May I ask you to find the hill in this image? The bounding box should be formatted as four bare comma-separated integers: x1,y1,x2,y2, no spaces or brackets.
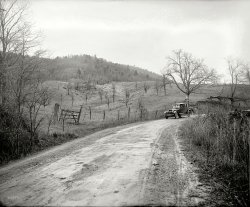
40,55,161,83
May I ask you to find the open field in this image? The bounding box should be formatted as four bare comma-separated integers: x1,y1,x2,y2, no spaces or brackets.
41,80,223,136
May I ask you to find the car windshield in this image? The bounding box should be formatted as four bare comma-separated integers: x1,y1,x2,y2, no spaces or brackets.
174,104,185,108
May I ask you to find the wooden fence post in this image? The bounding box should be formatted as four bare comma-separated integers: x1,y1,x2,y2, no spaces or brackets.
89,106,92,120
103,110,105,120
60,94,63,106
53,103,60,123
118,110,120,121
77,106,83,124
233,119,236,164
155,110,158,119
62,119,65,132
71,93,74,106
128,107,130,119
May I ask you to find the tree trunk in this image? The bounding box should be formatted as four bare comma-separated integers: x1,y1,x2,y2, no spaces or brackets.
0,63,7,105
162,75,167,96
187,94,190,117
89,106,91,120
128,107,130,119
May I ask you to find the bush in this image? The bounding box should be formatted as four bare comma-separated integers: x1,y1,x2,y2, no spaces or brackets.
0,106,32,164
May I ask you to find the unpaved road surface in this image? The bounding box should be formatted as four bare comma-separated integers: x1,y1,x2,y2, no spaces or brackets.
0,119,208,206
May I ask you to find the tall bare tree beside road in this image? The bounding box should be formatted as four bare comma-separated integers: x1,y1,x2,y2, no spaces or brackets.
0,0,29,105
0,0,48,155
164,49,216,114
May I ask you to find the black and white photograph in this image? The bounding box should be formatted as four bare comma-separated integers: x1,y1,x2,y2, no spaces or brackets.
0,0,249,206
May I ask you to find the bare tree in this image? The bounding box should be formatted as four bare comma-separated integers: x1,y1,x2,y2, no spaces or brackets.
67,83,71,95
0,0,29,105
125,89,130,107
0,0,48,156
8,23,43,114
85,92,88,103
162,74,167,96
70,92,74,106
25,85,48,148
105,92,110,109
240,64,250,84
112,82,116,102
154,81,160,95
160,73,171,96
12,51,47,148
98,89,104,103
86,78,92,91
77,68,82,79
143,82,150,93
40,86,51,108
226,58,246,106
137,97,147,120
46,114,53,135
164,49,216,114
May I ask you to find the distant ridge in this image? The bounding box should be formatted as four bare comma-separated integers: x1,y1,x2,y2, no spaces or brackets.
41,54,161,83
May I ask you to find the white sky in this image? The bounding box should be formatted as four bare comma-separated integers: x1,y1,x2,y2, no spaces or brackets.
29,0,250,81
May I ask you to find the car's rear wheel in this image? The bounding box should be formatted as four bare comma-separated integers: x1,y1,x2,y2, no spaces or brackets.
189,109,194,115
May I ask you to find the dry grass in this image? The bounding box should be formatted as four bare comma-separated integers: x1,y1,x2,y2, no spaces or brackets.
179,106,249,206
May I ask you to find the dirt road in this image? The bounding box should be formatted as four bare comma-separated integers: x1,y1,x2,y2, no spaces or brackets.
0,119,208,206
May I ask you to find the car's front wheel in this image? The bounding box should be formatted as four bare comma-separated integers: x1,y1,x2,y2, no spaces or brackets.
174,112,179,119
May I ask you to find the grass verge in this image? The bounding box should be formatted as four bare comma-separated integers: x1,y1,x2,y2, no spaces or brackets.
0,108,165,166
179,108,249,206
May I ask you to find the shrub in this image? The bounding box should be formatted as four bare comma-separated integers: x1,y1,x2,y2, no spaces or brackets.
0,106,32,164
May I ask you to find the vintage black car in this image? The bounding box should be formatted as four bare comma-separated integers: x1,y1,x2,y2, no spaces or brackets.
164,103,194,119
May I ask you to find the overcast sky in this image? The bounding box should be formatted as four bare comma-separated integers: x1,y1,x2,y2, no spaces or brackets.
29,0,250,81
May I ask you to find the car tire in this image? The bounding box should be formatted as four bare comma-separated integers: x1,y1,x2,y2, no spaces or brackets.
165,116,168,119
189,109,194,115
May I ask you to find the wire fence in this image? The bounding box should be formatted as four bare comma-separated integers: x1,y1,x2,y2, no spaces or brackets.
55,105,166,131
79,107,165,122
